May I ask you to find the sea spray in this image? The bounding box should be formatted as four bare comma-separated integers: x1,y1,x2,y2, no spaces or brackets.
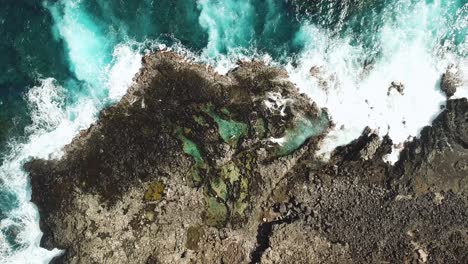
287,0,467,162
0,49,142,264
0,79,81,264
196,0,301,58
197,0,255,57
0,1,143,261
47,1,114,98
106,44,144,100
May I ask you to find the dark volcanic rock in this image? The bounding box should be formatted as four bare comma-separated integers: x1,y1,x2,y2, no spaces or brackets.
26,52,468,263
266,178,468,264
440,64,464,97
394,98,468,194
262,98,468,263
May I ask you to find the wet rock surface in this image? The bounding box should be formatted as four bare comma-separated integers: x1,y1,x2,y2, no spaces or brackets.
394,98,468,194
26,52,467,263
388,81,405,96
440,64,464,97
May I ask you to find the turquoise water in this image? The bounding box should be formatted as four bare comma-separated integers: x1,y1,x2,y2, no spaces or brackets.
0,0,466,263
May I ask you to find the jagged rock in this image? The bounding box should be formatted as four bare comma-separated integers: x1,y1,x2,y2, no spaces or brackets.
393,98,468,194
440,64,464,97
355,127,384,161
276,175,468,264
254,99,468,263
261,223,352,264
387,81,405,95
325,127,392,186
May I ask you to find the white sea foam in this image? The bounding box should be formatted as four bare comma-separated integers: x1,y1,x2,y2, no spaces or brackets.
0,79,80,264
174,0,468,165
106,44,143,100
48,0,111,91
0,41,142,263
287,1,467,163
197,0,255,58
452,60,468,99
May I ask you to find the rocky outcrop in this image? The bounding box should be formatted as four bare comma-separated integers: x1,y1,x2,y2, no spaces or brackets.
26,52,468,263
440,64,464,97
263,175,467,264
394,98,468,194
388,81,405,96
25,52,329,263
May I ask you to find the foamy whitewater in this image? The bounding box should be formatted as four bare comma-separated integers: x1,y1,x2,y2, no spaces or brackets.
288,0,468,163
0,47,142,263
0,1,143,262
0,0,466,263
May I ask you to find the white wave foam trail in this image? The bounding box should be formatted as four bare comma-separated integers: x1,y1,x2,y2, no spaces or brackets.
107,44,144,100
48,0,112,94
287,0,467,163
195,0,276,72
0,79,80,264
0,44,142,264
197,0,255,57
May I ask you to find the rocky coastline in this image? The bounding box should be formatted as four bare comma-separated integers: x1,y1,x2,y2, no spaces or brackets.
26,52,467,263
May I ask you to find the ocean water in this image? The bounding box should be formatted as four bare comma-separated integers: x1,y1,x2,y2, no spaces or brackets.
0,0,466,263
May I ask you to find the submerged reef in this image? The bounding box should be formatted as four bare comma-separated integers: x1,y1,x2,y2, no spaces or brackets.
25,52,467,263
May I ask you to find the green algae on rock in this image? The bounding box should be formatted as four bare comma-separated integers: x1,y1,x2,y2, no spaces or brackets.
175,127,210,188
175,107,253,227
233,176,250,216
204,197,228,228
186,165,204,188
210,177,228,201
205,107,249,146
192,114,209,127
186,226,205,251
236,151,256,174
144,181,165,201
175,128,204,164
219,162,242,184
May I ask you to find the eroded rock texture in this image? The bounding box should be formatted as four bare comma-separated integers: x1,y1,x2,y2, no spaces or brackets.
26,52,467,264
440,64,464,98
